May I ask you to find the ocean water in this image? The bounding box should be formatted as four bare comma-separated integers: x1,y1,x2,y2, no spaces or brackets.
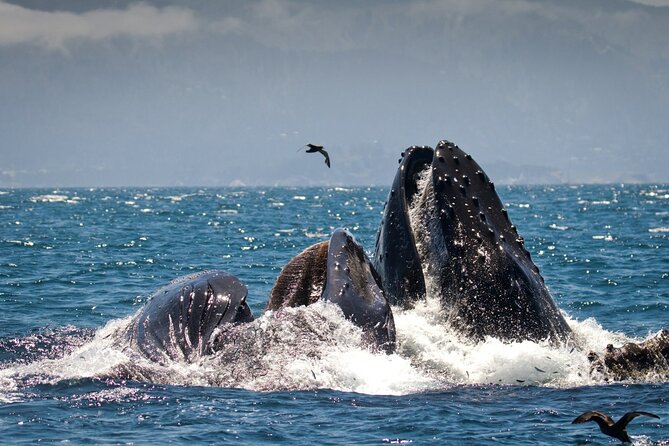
0,184,667,444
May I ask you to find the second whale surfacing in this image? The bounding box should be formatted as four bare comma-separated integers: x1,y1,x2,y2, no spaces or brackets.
374,141,571,344
267,228,395,353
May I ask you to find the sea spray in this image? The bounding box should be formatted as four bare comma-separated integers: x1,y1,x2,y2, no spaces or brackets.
202,301,433,394
0,291,662,395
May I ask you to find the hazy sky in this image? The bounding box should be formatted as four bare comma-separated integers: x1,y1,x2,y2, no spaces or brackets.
1,0,668,187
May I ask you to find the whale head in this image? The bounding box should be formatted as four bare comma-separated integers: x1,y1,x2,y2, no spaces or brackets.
373,140,571,344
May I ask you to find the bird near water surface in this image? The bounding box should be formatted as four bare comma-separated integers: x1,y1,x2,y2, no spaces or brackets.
299,143,331,168
572,410,660,443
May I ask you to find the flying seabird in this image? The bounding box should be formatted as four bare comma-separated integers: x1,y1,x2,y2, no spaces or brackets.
300,143,331,168
572,410,660,443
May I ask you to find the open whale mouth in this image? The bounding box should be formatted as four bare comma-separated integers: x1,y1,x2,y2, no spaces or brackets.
374,141,572,344
396,146,436,224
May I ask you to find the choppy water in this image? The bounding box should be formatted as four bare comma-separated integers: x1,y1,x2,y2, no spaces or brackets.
0,185,667,444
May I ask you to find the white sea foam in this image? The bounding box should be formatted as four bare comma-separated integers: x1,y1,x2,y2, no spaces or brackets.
305,231,328,238
0,318,131,388
392,298,635,389
30,194,80,204
164,193,195,202
7,295,656,397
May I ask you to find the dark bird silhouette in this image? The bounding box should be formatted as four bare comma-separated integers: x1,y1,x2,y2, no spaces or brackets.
300,143,330,168
572,410,660,443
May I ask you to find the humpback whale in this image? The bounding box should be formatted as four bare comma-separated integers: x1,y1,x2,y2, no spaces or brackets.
373,141,571,344
587,329,669,380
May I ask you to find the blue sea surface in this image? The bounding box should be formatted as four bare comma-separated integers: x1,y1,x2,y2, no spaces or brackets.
0,185,667,444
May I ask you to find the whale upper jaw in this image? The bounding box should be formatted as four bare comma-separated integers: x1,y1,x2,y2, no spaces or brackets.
373,145,434,307
374,140,572,344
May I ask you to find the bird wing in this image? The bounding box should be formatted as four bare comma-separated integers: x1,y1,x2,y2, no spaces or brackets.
572,411,614,425
321,149,331,168
615,411,660,429
298,144,324,152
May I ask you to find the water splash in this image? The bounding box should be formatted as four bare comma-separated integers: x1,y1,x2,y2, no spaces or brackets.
393,295,648,388
1,296,658,397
